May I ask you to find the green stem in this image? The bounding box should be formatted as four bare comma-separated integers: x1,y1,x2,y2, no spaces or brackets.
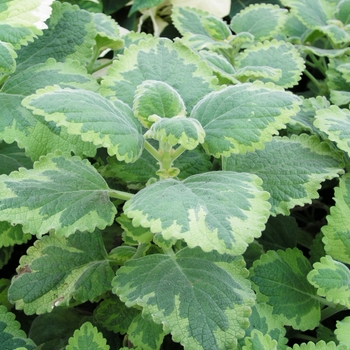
108,189,134,201
132,243,150,259
303,69,322,90
0,74,9,86
86,46,101,74
162,246,175,257
321,304,347,321
171,145,187,162
91,58,114,74
144,140,162,162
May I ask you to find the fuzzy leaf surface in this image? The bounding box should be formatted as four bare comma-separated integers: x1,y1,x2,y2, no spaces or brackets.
191,82,301,158
322,173,350,264
224,134,344,215
113,247,255,350
0,0,54,49
236,40,305,88
230,4,287,41
8,230,114,315
133,80,186,128
335,316,350,347
0,153,116,237
307,256,350,308
0,221,31,248
145,117,205,150
66,322,109,350
0,305,36,349
22,86,144,162
15,2,95,72
0,58,99,160
315,106,350,157
250,248,320,331
0,41,16,73
124,171,270,255
100,37,218,112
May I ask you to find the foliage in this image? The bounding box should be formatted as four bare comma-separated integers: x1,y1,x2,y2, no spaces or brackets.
0,0,350,349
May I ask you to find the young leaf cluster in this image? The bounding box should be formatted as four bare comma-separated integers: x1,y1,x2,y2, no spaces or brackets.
0,0,350,349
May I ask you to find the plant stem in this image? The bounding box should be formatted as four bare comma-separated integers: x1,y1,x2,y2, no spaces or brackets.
303,69,322,90
321,304,347,321
144,140,162,162
92,58,114,74
108,189,134,201
132,243,150,259
171,145,187,162
86,46,101,74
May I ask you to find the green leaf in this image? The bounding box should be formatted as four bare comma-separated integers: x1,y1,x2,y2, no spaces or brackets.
100,37,218,113
15,2,96,73
335,0,350,24
335,316,350,347
239,302,287,348
66,322,109,350
22,86,144,162
0,0,54,49
0,279,12,310
8,230,114,315
307,255,350,308
250,248,320,331
0,153,116,237
92,12,124,51
113,247,255,350
0,58,99,161
191,82,301,157
0,305,36,349
280,0,332,28
234,65,282,83
242,329,278,350
28,308,85,350
224,134,344,215
322,173,350,264
259,215,298,251
0,142,33,175
145,116,205,150
129,0,164,15
171,6,231,40
315,106,350,157
94,294,140,334
326,57,350,107
0,40,16,74
0,221,31,248
230,4,287,41
133,80,187,128
0,246,13,270
117,214,153,245
288,340,348,350
235,40,305,88
128,313,165,350
124,171,270,256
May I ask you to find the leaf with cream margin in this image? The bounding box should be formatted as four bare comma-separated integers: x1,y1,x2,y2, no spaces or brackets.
288,340,348,350
0,41,16,74
224,134,344,215
235,40,305,88
315,105,350,157
0,152,117,237
113,247,255,350
230,3,288,41
15,2,96,73
0,221,31,248
100,37,218,113
133,80,186,128
8,230,114,315
124,171,270,256
250,248,320,331
171,0,230,18
22,86,144,163
1,58,99,161
335,316,350,347
307,255,350,308
0,0,54,49
191,81,301,158
0,305,36,349
66,322,109,350
145,116,205,150
322,173,350,264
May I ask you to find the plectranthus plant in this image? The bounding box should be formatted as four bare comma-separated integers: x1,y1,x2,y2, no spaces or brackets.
0,0,350,349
